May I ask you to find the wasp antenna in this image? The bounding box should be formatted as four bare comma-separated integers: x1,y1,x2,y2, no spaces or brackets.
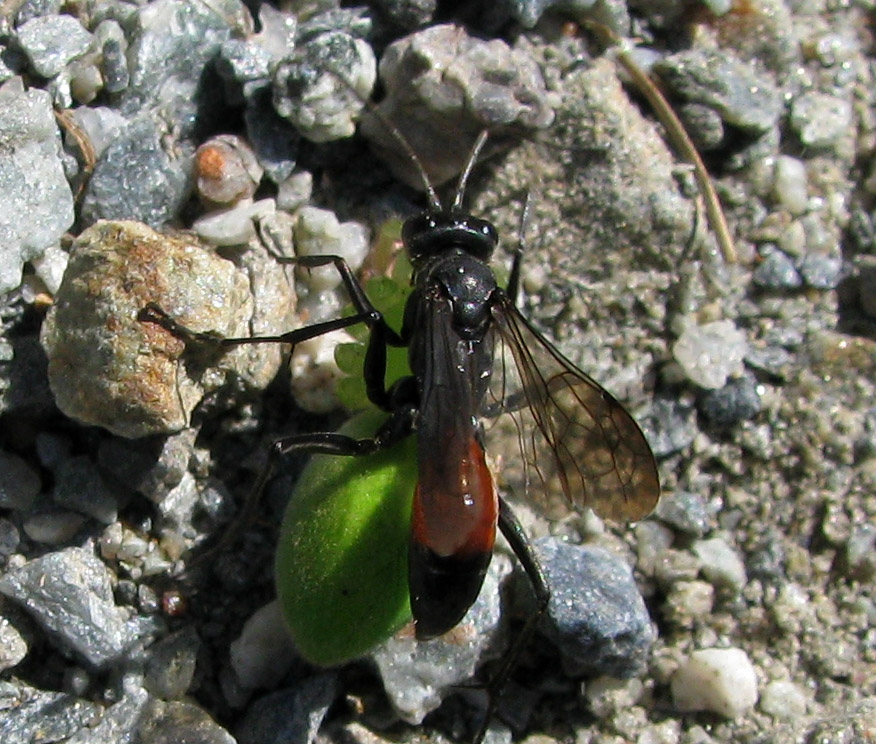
318,64,443,212
451,130,489,213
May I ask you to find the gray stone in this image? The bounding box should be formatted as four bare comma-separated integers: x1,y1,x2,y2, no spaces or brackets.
0,614,27,671
640,396,697,457
93,20,129,94
0,547,131,668
360,23,554,187
0,517,21,556
245,88,300,183
144,627,200,699
0,80,74,293
654,490,711,537
698,376,762,428
533,539,655,678
64,685,150,744
13,0,63,25
80,117,193,228
53,455,119,524
14,15,93,78
136,699,236,744
237,673,337,744
120,0,251,113
673,319,749,390
372,555,509,724
790,91,852,148
272,31,376,143
22,510,87,544
654,49,782,133
0,450,41,510
798,252,844,290
753,248,803,290
0,682,103,744
373,0,437,28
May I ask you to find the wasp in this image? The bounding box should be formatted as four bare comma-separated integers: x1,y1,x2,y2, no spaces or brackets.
142,127,659,740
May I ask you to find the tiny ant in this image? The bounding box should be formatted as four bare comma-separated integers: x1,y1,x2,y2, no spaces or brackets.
141,122,660,741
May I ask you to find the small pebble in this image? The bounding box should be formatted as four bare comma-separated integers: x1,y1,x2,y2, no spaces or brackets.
752,248,802,290
654,491,711,537
772,155,808,216
14,15,93,78
0,683,103,743
678,101,725,151
790,92,852,148
0,81,74,293
840,524,876,581
136,699,236,744
654,49,782,133
0,517,21,557
371,0,438,29
192,198,273,246
236,674,337,744
372,555,507,724
698,376,762,428
272,31,376,143
361,23,554,187
81,117,193,228
144,627,200,699
293,207,370,292
0,547,132,668
759,679,807,720
52,455,119,524
692,536,748,593
194,135,263,206
640,396,698,457
22,510,87,544
798,251,843,290
0,615,28,671
64,686,149,744
0,450,41,510
671,647,758,718
229,602,296,691
534,539,656,678
672,320,749,390
664,581,714,628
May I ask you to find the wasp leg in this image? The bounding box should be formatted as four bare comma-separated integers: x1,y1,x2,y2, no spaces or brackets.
184,406,416,574
139,301,372,348
472,496,550,744
140,254,403,411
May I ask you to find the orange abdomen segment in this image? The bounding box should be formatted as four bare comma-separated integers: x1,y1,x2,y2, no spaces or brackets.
409,434,498,639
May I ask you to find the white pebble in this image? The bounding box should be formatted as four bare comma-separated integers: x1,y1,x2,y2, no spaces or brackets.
759,679,807,720
790,92,852,148
294,207,369,292
22,510,86,544
671,647,758,717
772,156,808,216
229,601,296,690
289,331,354,413
672,320,748,390
692,537,748,592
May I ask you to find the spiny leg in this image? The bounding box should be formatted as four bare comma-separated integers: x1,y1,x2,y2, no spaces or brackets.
183,406,416,574
472,496,550,744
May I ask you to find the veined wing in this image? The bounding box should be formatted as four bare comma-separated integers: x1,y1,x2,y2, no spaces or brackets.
485,293,659,522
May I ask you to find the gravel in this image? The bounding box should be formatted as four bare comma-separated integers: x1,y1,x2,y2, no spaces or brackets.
1,2,874,744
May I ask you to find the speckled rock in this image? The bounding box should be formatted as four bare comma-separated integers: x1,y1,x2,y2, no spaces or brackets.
360,23,554,188
40,220,284,437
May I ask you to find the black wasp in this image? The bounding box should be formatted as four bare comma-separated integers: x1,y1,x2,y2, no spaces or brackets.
142,127,660,741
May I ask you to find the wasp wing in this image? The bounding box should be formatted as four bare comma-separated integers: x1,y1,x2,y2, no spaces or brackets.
485,293,659,522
